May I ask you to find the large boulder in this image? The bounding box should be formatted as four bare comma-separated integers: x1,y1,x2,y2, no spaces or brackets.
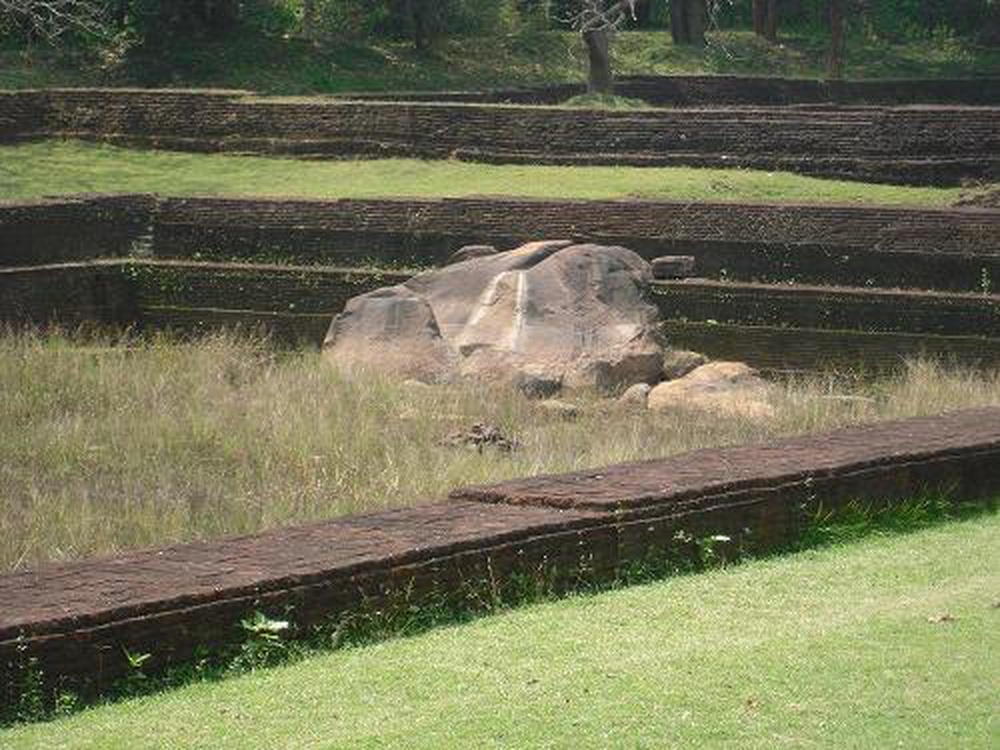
323,285,457,382
323,241,665,391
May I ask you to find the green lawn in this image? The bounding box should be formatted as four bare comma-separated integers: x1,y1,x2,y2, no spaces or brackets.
0,141,969,206
4,512,997,748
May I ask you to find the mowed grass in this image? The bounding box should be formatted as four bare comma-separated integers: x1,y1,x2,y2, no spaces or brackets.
4,512,998,748
3,330,1000,573
0,140,969,207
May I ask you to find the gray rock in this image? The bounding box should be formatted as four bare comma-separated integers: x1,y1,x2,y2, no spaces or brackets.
618,382,651,408
512,372,562,399
322,285,456,383
651,255,696,279
324,240,667,391
446,244,498,266
662,349,709,381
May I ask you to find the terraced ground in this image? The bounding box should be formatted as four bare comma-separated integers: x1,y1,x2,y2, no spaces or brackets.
1,71,997,733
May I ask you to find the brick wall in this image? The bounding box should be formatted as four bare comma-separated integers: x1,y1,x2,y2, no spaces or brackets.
346,75,1000,107
2,407,998,706
153,196,1000,292
0,194,153,267
9,193,998,291
2,88,997,184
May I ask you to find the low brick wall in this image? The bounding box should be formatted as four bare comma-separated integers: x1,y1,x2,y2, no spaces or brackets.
2,88,997,184
2,407,998,706
0,194,153,267
8,194,999,292
343,75,1000,107
3,259,996,370
152,196,1000,292
0,261,136,329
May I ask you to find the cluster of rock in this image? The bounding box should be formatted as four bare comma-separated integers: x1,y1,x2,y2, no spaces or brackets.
323,240,771,418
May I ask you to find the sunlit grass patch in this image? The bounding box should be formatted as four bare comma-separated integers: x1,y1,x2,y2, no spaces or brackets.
0,140,969,207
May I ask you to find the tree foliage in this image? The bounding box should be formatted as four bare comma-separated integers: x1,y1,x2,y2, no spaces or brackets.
1,1,995,56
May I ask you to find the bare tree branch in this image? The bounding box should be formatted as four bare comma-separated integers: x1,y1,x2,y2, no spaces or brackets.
0,0,109,43
563,1,640,33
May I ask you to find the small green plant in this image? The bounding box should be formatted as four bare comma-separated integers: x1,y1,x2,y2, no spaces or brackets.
8,654,46,725
233,611,292,671
695,534,734,567
121,647,153,693
123,647,152,671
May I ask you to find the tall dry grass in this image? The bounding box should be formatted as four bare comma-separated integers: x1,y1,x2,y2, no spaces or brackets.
2,330,998,573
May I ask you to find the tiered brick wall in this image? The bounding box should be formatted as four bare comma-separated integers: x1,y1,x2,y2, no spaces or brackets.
1,88,997,184
153,196,1000,292
2,194,997,368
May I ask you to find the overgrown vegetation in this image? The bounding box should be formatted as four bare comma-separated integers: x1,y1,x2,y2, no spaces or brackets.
1,0,998,92
3,328,999,573
2,503,996,744
0,141,976,207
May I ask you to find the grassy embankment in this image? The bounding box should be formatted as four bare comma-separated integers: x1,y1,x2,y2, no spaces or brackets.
0,141,972,207
3,509,997,747
1,30,998,92
3,331,999,573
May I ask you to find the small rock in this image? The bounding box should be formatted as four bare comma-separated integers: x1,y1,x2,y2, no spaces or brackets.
927,613,958,624
446,244,498,265
618,382,651,408
684,361,758,384
648,361,773,420
651,255,696,279
537,399,581,420
513,372,562,399
662,349,709,381
439,422,516,452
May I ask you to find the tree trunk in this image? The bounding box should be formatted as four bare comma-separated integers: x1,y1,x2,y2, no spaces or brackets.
403,0,432,52
765,0,778,42
754,0,778,42
685,0,705,47
670,0,688,44
752,0,766,37
302,0,317,39
828,0,845,79
584,29,613,95
671,0,705,46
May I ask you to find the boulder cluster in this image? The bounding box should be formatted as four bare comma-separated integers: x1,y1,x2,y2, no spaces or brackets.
323,241,771,418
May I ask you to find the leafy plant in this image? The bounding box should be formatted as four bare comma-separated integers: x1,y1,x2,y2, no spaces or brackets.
233,611,292,670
